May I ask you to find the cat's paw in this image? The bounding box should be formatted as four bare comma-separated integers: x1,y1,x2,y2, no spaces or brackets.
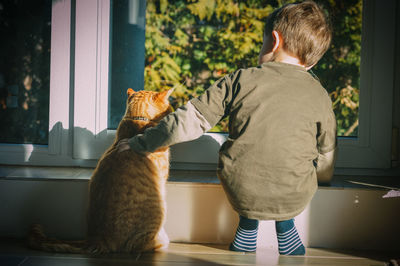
156,227,170,250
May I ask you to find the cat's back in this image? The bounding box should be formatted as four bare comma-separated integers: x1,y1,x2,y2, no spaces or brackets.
89,146,167,205
86,88,173,252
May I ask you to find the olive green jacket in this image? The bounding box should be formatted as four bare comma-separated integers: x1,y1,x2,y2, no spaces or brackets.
129,62,337,220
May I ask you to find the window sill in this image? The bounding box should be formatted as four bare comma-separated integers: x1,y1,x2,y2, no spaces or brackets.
0,165,219,183
0,165,399,190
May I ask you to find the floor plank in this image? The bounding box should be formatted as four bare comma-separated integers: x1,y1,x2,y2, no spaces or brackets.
0,239,395,265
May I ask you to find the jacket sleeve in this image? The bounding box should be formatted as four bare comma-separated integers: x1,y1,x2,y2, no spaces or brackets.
316,105,337,183
128,101,212,153
316,147,337,183
190,73,237,126
128,73,237,153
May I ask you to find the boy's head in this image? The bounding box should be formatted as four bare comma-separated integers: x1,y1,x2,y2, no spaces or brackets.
259,1,332,68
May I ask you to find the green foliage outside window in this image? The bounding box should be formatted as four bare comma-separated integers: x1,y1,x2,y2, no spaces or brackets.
144,0,361,136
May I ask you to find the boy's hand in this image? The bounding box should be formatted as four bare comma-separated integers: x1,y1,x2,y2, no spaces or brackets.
116,138,131,153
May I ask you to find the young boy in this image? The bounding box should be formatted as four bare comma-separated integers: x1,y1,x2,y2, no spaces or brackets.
117,1,336,256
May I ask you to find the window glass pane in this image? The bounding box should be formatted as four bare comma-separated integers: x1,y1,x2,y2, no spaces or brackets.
109,0,362,137
313,0,362,137
0,0,51,144
108,0,146,129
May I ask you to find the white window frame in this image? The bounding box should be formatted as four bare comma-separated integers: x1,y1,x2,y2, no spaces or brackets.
0,0,397,172
72,0,114,160
0,0,84,166
334,0,396,169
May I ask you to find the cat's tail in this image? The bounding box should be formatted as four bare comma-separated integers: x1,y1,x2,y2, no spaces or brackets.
27,224,89,254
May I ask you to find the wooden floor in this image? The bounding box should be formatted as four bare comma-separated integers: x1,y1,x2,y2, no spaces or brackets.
1,239,398,266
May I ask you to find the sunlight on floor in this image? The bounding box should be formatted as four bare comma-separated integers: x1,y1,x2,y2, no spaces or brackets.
160,243,387,265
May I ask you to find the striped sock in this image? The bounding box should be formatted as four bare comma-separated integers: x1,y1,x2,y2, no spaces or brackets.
229,216,258,252
276,219,305,255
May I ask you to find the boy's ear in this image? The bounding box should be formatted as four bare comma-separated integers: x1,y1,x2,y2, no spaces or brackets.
127,88,135,96
156,88,174,102
272,30,282,52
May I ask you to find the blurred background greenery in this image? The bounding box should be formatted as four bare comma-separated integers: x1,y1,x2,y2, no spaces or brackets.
144,0,361,136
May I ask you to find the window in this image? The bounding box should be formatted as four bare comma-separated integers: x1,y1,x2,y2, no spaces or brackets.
313,0,362,137
0,0,51,145
335,0,396,169
0,0,77,166
142,1,363,137
0,0,397,172
107,0,396,169
108,0,146,129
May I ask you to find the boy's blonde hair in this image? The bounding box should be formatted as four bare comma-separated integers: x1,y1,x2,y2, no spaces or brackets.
264,1,332,67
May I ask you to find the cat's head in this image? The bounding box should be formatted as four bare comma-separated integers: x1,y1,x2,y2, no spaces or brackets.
125,88,174,122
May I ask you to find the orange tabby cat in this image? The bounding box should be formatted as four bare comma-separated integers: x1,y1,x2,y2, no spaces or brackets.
28,88,173,253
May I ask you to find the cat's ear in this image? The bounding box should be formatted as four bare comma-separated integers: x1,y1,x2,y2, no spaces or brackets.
127,88,135,97
156,88,174,102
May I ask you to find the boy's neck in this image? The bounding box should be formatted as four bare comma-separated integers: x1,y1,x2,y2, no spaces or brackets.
274,51,305,69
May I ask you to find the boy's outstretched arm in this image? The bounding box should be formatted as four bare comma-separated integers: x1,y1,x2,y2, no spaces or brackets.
117,101,212,154
117,73,236,154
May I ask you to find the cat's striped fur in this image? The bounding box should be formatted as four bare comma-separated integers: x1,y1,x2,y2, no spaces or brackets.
28,88,173,253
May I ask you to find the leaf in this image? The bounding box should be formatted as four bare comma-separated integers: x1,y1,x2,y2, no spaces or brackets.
187,0,216,20
160,0,168,14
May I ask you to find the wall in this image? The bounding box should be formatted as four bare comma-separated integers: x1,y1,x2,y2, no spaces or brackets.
1,179,399,251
